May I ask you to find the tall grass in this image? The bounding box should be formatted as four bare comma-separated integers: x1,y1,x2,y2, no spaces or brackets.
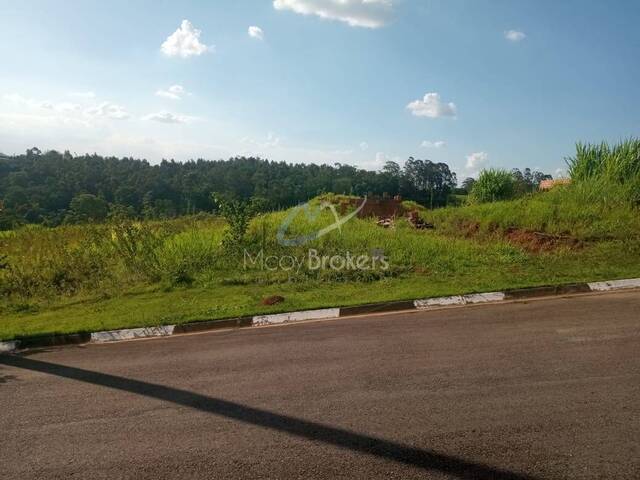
1,204,531,304
2,138,640,309
0,216,225,302
567,138,640,182
431,182,640,240
432,140,640,240
566,138,640,204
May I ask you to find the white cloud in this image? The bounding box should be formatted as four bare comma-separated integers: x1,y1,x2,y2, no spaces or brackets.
0,112,91,130
465,151,488,170
504,30,526,42
93,134,232,162
263,132,281,148
55,102,82,113
244,132,281,148
239,133,283,156
5,93,29,106
420,140,446,148
407,93,457,118
248,26,264,40
4,93,81,113
69,91,96,99
156,84,187,100
161,20,213,58
374,151,400,166
85,102,130,120
142,111,191,124
359,141,369,151
555,168,567,178
273,0,394,29
331,148,354,155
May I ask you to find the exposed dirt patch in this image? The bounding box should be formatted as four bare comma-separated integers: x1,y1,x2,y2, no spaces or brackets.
413,266,431,275
504,228,582,252
459,220,480,238
437,219,582,253
261,295,285,306
339,196,406,219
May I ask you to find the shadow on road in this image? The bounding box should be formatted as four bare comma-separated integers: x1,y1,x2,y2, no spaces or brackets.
1,354,538,480
0,371,18,385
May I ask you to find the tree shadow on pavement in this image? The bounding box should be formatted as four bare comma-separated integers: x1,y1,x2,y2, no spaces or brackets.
0,354,539,480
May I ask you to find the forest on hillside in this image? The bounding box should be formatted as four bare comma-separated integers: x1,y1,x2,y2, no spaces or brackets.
0,148,550,229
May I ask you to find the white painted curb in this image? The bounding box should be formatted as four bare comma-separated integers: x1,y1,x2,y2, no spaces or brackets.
588,278,640,292
414,295,465,309
91,325,175,343
253,308,340,326
414,292,505,310
464,292,506,303
3,278,639,352
0,341,19,353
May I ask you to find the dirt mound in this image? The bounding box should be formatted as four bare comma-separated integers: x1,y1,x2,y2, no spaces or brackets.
339,196,405,219
504,228,582,252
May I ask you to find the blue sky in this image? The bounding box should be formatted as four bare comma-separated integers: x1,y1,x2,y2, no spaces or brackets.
1,0,639,179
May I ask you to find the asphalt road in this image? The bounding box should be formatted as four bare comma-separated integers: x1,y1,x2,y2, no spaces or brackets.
1,291,639,479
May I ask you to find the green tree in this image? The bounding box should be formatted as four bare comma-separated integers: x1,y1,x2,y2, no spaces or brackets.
461,177,476,193
66,194,109,223
403,157,457,208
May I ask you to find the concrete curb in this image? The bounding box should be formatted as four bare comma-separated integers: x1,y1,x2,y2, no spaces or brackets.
2,277,639,353
90,325,175,343
253,308,340,326
588,278,640,291
414,292,505,310
0,341,19,353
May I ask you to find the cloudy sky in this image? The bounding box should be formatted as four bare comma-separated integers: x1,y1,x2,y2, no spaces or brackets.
1,0,639,178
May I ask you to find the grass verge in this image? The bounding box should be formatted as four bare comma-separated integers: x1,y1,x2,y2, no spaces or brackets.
2,238,639,340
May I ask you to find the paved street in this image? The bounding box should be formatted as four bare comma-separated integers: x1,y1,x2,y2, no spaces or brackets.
1,291,639,479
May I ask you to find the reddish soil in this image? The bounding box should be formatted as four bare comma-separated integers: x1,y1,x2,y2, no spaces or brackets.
260,295,285,306
458,220,480,238
339,197,405,219
451,220,581,253
504,228,582,252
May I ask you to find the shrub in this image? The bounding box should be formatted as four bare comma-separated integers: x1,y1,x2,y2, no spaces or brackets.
469,169,516,204
110,221,164,282
212,194,265,253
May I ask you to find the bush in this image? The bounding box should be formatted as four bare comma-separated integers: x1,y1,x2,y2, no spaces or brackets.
110,221,164,282
469,169,516,204
212,194,265,253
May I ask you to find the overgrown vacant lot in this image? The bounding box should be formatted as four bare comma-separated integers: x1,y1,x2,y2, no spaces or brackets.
1,195,639,340
1,140,639,341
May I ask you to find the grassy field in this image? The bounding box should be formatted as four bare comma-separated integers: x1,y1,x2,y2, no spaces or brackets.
1,140,639,341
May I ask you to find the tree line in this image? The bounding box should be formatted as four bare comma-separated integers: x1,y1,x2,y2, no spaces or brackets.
0,148,551,229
